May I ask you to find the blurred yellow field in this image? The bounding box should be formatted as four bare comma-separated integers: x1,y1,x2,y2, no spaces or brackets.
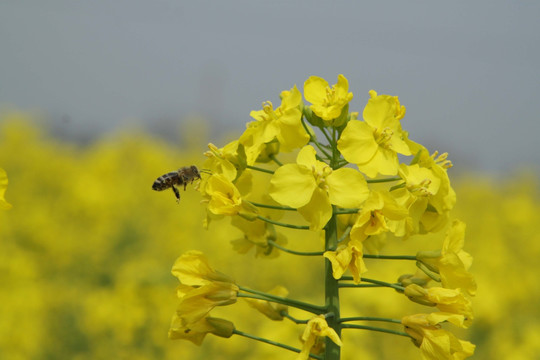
1,114,539,359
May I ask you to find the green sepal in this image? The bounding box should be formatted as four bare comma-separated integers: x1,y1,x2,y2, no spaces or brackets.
303,106,326,128
332,103,350,128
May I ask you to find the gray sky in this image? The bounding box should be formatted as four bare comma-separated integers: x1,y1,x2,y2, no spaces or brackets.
1,1,539,175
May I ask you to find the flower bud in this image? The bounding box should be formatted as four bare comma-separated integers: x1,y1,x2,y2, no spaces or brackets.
206,317,235,338
256,140,280,163
398,273,430,288
404,284,437,306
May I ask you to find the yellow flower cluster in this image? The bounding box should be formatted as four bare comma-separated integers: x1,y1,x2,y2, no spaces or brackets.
187,75,475,359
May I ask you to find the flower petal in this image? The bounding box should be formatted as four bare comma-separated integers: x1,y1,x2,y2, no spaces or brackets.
326,168,369,208
304,76,329,105
296,145,318,168
337,120,378,164
269,164,316,208
298,187,332,230
357,147,399,178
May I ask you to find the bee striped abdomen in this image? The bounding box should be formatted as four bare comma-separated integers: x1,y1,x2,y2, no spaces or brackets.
152,172,182,191
152,165,202,203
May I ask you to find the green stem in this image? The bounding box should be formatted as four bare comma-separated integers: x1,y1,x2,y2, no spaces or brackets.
313,154,326,163
416,261,441,282
337,226,352,244
338,284,383,288
282,312,309,324
334,160,350,169
340,317,402,324
323,129,342,360
315,142,333,160
320,126,334,147
390,183,406,191
246,201,296,211
300,117,332,159
233,329,323,360
363,254,417,260
256,215,310,230
340,324,411,338
366,177,402,183
269,154,283,166
238,286,326,314
246,165,274,174
331,127,339,164
267,240,324,256
339,277,405,292
324,210,341,360
334,208,359,215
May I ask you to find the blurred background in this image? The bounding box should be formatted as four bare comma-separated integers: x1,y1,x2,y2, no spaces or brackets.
1,1,540,359
1,1,539,173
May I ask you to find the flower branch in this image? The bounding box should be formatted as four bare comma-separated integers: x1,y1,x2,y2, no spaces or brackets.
340,324,411,338
256,215,310,230
267,240,324,256
233,329,323,360
238,286,326,315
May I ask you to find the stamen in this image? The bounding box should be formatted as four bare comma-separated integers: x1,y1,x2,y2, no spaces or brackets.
374,127,394,148
431,151,453,169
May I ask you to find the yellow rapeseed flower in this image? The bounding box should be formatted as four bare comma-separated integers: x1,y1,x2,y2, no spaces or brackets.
171,250,235,286
338,90,411,177
203,142,241,182
169,313,234,345
323,239,366,283
270,145,369,230
406,139,457,233
239,85,309,163
201,174,244,216
404,284,473,328
304,74,353,125
175,282,238,325
402,313,475,360
297,315,342,360
417,220,477,296
387,163,442,237
349,190,408,242
171,252,238,325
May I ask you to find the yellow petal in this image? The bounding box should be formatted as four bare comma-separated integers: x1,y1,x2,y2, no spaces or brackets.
270,164,316,208
323,244,352,279
172,251,234,285
335,74,350,99
276,122,310,152
298,187,332,230
357,147,399,178
304,76,329,105
363,92,395,129
296,145,317,168
337,120,378,164
326,168,369,208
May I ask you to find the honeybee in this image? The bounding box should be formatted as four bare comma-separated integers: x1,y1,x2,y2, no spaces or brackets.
152,165,202,202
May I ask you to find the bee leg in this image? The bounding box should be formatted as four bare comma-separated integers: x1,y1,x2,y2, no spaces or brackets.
171,185,180,203
182,175,189,191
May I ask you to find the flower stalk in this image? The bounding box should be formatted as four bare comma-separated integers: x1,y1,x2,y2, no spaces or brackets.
238,286,326,315
233,329,323,360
